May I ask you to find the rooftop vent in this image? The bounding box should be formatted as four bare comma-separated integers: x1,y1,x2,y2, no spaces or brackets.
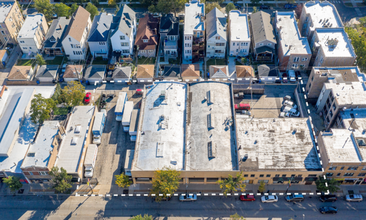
207,90,214,104
156,142,164,157
71,137,78,145
74,125,81,133
208,141,216,158
27,152,35,157
357,139,366,147
207,113,214,129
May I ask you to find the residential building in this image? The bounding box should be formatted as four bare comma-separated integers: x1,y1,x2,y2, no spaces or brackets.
310,28,356,67
299,1,343,39
43,17,70,56
136,64,154,82
250,11,276,62
21,121,64,183
55,106,96,179
162,65,180,80
112,66,131,83
18,14,48,55
228,11,250,57
160,14,179,59
0,49,8,68
258,64,278,82
183,0,205,62
275,11,312,71
209,65,229,79
35,65,59,83
88,13,113,59
63,65,83,82
236,65,254,80
7,65,34,81
237,118,322,184
206,8,226,58
0,1,24,46
181,64,200,81
84,65,106,84
134,14,159,58
62,6,91,60
110,4,136,56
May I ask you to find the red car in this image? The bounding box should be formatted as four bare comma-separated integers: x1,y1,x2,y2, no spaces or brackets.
235,103,251,111
240,195,255,201
84,92,91,104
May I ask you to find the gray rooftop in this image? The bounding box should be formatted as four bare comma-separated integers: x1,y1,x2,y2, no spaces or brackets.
88,13,113,42
44,17,70,49
133,82,187,171
21,121,60,168
251,11,276,45
85,65,106,79
56,106,95,174
111,4,136,38
0,1,14,23
237,118,322,171
18,14,45,39
112,66,131,79
186,82,238,171
184,0,205,34
36,65,59,79
206,7,227,40
229,11,250,42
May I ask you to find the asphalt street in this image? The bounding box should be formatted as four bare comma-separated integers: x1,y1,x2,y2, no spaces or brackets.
1,195,366,220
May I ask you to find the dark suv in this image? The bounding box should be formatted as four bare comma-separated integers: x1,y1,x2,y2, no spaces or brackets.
320,195,337,202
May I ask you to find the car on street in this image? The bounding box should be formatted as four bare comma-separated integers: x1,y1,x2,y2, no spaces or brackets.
261,195,278,203
240,195,255,201
284,4,297,9
84,167,93,178
84,92,91,104
285,194,304,202
319,195,337,202
345,194,363,202
319,206,338,214
259,5,270,9
179,194,197,202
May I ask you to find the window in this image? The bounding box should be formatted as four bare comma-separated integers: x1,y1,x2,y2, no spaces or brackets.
233,43,235,46
337,173,341,176
344,173,354,176
292,64,298,68
358,173,366,177
29,172,33,175
259,174,264,177
267,43,271,46
1,30,5,35
250,174,255,177
259,43,263,46
275,174,280,177
99,42,105,45
122,50,129,53
340,167,345,170
302,57,308,61
143,39,148,43
39,171,47,175
69,37,71,42
29,47,32,49
20,40,24,43
282,174,286,177
22,47,27,49
363,166,366,170
266,174,271,177
215,50,222,53
244,174,248,177
216,43,224,46
326,173,333,177
121,42,129,46
120,35,125,40
348,166,358,170
291,174,296,177
329,166,337,170
300,65,305,69
215,36,220,40
293,57,300,62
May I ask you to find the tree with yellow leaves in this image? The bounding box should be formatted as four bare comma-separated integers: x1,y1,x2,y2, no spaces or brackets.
151,167,181,202
217,172,246,196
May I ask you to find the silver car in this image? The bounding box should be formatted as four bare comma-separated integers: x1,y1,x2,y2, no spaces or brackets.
261,195,278,203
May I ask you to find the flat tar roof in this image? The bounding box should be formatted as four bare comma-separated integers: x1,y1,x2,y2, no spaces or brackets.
133,82,187,171
186,82,238,171
56,106,95,174
237,118,322,171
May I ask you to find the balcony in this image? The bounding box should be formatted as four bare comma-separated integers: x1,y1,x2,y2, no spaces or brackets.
193,37,204,44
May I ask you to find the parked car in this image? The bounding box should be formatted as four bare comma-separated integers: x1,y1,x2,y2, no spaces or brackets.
289,111,300,117
288,70,296,83
295,71,301,79
345,194,363,202
84,92,91,104
235,103,251,111
284,3,297,9
84,167,93,178
259,5,270,9
284,95,292,101
319,195,337,202
179,194,197,202
285,194,304,202
261,195,278,203
319,206,338,214
283,100,294,107
240,195,255,201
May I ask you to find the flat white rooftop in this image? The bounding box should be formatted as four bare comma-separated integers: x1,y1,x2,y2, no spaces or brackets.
276,12,311,56
56,106,95,174
229,11,250,42
21,121,60,168
315,28,355,58
0,2,13,23
133,82,186,171
184,0,205,34
186,82,237,171
18,14,45,39
324,81,366,106
237,118,322,171
304,1,343,30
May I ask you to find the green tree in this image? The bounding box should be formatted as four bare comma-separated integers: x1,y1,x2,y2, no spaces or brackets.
60,81,85,107
30,94,56,125
345,27,366,71
225,3,236,14
250,0,260,5
286,0,296,3
359,16,366,26
53,3,71,18
151,167,181,201
91,0,99,5
141,0,158,5
155,0,187,16
148,5,156,13
3,176,22,194
115,5,120,15
230,213,245,220
34,0,53,21
205,2,221,14
69,3,78,16
315,176,341,193
36,54,46,66
252,6,258,13
49,167,72,193
115,173,132,188
217,172,246,195
108,0,116,6
258,181,266,193
86,2,99,20
130,215,153,220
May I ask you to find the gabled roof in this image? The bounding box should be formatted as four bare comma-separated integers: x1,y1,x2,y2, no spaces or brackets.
209,65,229,78
163,65,181,78
136,65,154,78
160,14,179,36
258,64,277,77
236,66,254,78
135,14,159,50
251,11,276,45
206,7,227,40
111,4,136,37
44,17,70,49
181,64,200,78
8,66,32,80
85,65,106,79
64,6,90,42
112,66,132,79
88,13,113,42
63,65,83,79
36,65,59,79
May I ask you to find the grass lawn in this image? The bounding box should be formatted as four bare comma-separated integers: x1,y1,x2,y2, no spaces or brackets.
46,56,64,65
17,59,34,66
93,57,109,65
168,57,180,65
53,107,69,115
137,57,156,65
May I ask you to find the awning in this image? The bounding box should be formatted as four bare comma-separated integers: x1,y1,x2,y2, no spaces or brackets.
273,177,290,181
256,46,274,54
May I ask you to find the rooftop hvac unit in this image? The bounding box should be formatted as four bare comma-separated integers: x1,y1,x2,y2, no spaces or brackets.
207,114,214,129
208,141,216,158
74,125,81,133
207,90,214,104
71,137,78,145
